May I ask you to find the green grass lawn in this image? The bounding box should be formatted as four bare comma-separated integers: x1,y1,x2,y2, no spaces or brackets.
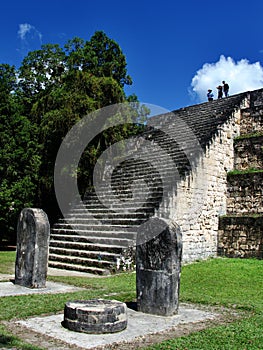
0,256,262,349
0,250,15,274
146,258,263,350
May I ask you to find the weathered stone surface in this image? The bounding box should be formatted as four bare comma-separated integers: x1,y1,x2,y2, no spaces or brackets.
15,208,50,288
49,90,251,272
48,88,263,273
226,172,263,215
136,218,182,316
234,135,263,171
218,216,263,258
62,299,127,333
240,107,263,134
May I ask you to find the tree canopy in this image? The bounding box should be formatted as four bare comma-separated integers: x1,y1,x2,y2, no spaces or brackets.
0,31,143,245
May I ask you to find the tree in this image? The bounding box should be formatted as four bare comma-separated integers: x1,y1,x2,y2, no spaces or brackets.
65,31,132,87
0,31,143,242
0,64,16,95
0,65,40,243
18,44,66,110
0,64,17,116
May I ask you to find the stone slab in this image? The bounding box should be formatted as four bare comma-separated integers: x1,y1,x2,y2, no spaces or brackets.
136,218,182,316
15,208,50,288
0,281,84,297
16,305,218,349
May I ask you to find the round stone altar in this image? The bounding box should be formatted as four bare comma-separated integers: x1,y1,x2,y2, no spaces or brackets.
62,299,128,334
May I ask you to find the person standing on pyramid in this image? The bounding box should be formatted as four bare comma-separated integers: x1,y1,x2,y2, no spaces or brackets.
217,85,223,99
222,81,229,97
207,89,214,101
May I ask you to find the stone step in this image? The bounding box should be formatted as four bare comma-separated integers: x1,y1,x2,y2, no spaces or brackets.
67,205,155,212
53,222,138,232
98,157,186,172
50,234,135,247
49,246,119,262
107,175,184,189
55,217,148,226
78,203,160,211
49,240,126,254
105,157,189,171
48,260,110,276
49,253,114,269
88,189,165,198
65,211,153,219
89,179,163,187
51,228,137,240
107,170,184,182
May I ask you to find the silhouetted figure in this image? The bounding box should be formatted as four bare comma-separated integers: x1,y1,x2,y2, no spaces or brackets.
222,81,229,97
207,89,214,101
217,85,223,99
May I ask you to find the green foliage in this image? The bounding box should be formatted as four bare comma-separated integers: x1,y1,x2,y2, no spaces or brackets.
0,83,40,243
0,31,142,242
65,31,132,87
227,168,263,176
0,64,17,98
18,43,66,100
234,132,263,140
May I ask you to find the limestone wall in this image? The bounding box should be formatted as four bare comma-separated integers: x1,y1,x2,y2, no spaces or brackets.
226,172,263,215
156,108,242,262
234,136,263,170
240,108,263,134
151,92,262,263
218,216,263,258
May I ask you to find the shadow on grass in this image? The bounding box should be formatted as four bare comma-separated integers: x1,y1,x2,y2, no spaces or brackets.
0,332,14,346
0,245,16,252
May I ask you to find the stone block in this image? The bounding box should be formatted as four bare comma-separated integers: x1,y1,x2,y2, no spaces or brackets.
15,208,50,288
136,218,182,316
62,299,127,333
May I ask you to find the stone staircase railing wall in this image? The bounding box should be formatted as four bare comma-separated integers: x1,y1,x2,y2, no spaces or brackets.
173,110,242,261
146,95,250,262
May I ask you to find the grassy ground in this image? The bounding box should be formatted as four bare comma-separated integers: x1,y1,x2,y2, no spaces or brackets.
0,251,15,274
146,258,263,350
0,254,262,349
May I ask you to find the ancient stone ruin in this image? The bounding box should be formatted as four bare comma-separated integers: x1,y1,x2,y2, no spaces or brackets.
48,88,263,274
136,218,182,316
15,208,50,288
62,299,127,333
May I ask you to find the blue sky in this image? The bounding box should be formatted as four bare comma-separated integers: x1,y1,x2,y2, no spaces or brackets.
1,0,263,110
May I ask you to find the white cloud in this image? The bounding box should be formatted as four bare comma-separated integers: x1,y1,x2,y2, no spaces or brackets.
18,23,42,43
190,55,263,102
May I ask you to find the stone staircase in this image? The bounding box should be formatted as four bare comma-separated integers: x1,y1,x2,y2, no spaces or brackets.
218,91,263,258
48,90,256,274
49,157,165,275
